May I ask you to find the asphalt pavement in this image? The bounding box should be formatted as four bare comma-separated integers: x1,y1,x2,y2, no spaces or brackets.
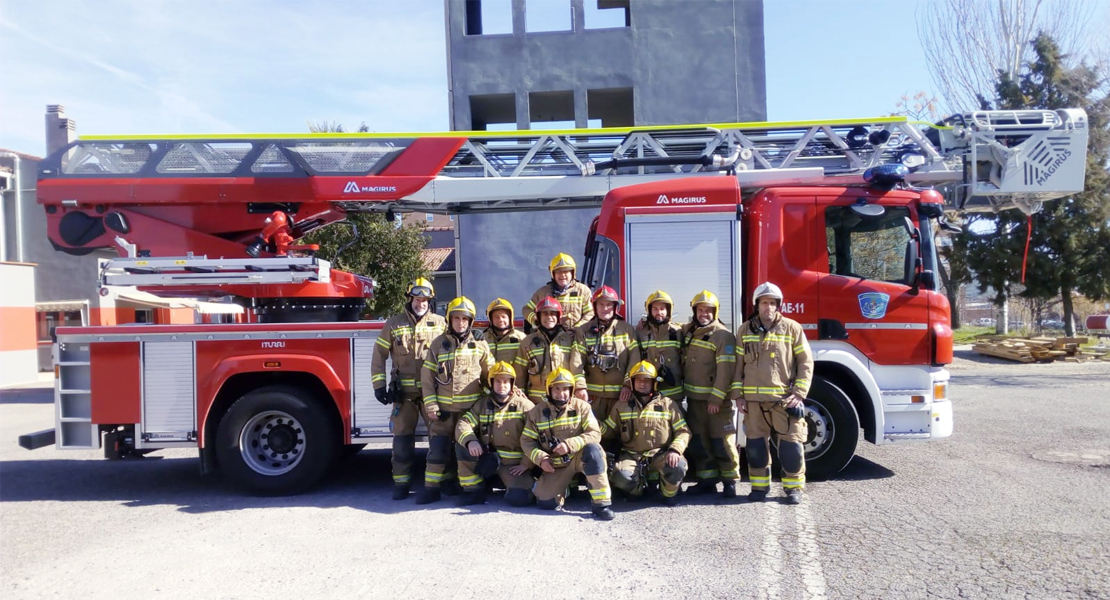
2,349,1109,599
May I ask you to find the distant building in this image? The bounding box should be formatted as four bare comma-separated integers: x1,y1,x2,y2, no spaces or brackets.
444,0,766,314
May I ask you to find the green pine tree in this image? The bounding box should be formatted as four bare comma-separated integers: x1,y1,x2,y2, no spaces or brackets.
956,33,1110,336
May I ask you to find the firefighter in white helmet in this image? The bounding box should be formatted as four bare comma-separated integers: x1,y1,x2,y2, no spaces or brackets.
521,368,615,520
455,361,536,506
731,282,814,505
371,277,447,500
418,296,495,504
523,253,594,331
681,290,741,498
604,361,690,506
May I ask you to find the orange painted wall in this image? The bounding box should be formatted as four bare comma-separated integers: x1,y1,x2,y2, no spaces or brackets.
0,306,36,351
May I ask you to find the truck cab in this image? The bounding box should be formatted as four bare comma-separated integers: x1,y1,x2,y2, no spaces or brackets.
582,176,954,479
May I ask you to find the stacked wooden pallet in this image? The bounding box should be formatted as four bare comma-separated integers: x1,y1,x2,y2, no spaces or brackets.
972,336,1103,363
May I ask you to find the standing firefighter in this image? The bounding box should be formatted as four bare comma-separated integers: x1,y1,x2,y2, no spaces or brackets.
523,253,593,331
521,368,615,520
681,290,741,498
455,361,536,506
514,296,588,403
605,361,690,506
419,296,495,504
371,278,447,500
485,298,525,365
635,290,684,399
576,286,641,423
732,282,814,505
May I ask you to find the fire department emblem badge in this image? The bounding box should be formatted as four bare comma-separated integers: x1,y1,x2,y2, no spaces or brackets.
858,292,889,319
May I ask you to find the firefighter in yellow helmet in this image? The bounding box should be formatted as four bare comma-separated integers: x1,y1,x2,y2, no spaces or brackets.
521,368,615,520
523,253,593,331
604,361,690,506
575,286,641,424
485,298,525,365
681,290,741,498
371,277,447,500
418,296,495,504
514,296,588,403
635,290,684,399
731,282,814,505
455,361,536,506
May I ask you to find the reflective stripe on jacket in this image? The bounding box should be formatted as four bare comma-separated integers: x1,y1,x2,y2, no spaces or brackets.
523,280,594,328
635,318,684,398
456,390,535,466
603,392,690,457
521,397,600,467
575,318,641,400
371,311,446,395
421,331,495,413
681,320,736,405
514,328,587,401
730,314,814,403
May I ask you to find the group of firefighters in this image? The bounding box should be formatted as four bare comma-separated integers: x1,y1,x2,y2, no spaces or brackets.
370,253,814,521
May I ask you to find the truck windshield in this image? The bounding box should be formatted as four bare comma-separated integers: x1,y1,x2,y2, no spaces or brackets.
826,205,938,290
585,234,620,291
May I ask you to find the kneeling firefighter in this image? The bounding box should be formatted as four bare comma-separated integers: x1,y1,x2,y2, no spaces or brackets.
521,368,615,520
455,361,537,506
605,361,690,506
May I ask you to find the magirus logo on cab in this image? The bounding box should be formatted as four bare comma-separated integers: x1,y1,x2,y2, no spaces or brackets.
656,194,707,205
343,180,398,194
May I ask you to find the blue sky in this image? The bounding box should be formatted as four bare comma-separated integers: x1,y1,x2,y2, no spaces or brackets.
0,0,1101,157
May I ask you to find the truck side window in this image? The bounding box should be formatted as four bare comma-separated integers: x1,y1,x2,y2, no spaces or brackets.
588,235,620,291
825,206,915,286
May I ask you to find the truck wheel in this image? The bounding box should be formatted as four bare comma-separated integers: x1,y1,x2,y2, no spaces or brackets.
797,377,859,480
216,385,337,495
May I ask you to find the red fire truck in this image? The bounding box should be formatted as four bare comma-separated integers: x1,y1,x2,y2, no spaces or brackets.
20,110,1089,494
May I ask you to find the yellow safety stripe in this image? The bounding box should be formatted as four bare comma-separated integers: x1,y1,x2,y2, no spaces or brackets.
741,385,788,394
399,378,417,387
716,354,736,363
617,410,672,420
528,448,546,464
740,335,762,342
672,418,687,430
684,383,716,394
697,469,719,478
793,344,806,354
496,449,523,459
536,415,582,429
522,426,539,439
782,477,805,489
422,360,437,370
477,414,525,423
438,393,482,406
659,385,683,397
375,337,391,348
589,488,611,501
83,116,921,142
764,334,794,343
661,486,679,498
435,348,488,361
459,474,483,486
794,379,809,388
586,383,625,394
392,474,411,483
457,431,478,446
425,472,449,483
689,339,717,351
371,373,386,383
709,387,726,399
736,347,745,356
720,468,739,479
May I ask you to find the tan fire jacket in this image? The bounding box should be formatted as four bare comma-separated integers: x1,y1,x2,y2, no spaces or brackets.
731,314,814,403
681,320,737,406
456,389,535,467
421,331,495,414
514,327,587,401
521,396,601,468
603,392,691,458
575,318,641,400
485,327,526,366
523,280,594,328
371,311,447,397
635,318,685,398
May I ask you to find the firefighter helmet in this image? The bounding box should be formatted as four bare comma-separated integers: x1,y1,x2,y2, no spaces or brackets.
752,282,784,306
690,290,720,311
534,296,563,318
546,368,576,392
486,297,515,322
447,296,477,320
549,253,577,277
591,285,623,309
627,360,658,381
406,277,435,298
488,360,517,385
644,290,673,313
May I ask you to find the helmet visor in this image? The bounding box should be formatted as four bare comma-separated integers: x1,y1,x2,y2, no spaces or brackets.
408,286,434,298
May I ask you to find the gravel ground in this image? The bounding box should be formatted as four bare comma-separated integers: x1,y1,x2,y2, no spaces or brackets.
2,349,1109,599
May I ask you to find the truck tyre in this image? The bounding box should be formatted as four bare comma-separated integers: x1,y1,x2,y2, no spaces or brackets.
216,385,337,495
790,377,859,481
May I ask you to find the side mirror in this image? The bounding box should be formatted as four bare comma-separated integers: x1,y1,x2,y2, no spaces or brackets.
918,269,936,290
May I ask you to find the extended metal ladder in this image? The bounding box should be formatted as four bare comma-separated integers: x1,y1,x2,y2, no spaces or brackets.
55,109,1089,214
99,256,331,288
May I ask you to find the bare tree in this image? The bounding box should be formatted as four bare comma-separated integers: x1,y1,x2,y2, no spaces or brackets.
918,0,1099,113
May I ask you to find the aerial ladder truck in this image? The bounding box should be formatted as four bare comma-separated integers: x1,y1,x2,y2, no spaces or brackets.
20,109,1089,494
